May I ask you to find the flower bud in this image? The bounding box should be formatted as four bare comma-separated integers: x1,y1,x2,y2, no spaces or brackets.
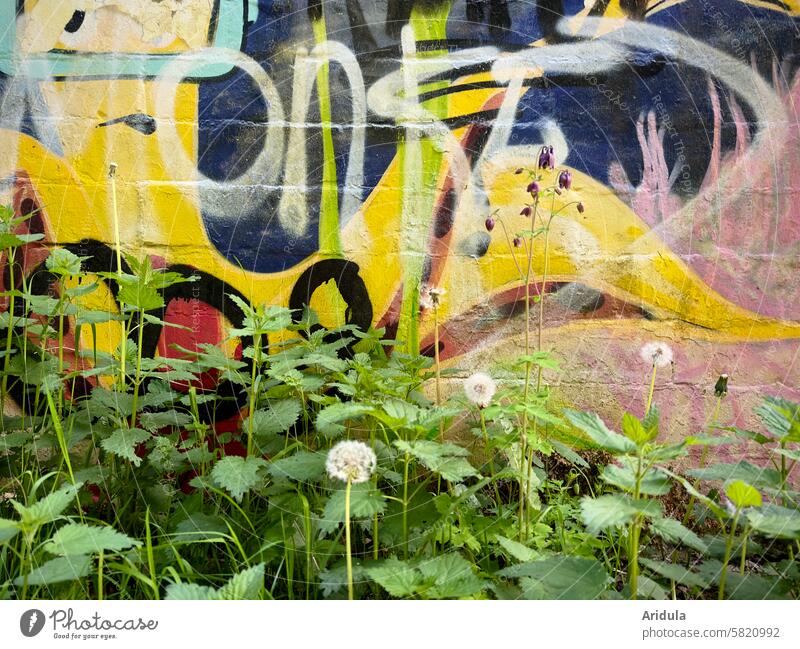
520,206,531,217
558,170,572,190
526,181,539,195
515,168,523,174
577,202,585,213
714,373,729,398
513,237,522,248
485,217,495,231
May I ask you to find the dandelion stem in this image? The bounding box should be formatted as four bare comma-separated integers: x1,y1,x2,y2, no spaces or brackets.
645,363,658,415
345,477,354,601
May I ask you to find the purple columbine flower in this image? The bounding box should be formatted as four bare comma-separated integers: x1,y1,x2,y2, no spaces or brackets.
526,181,539,195
485,217,495,231
537,145,549,169
513,237,522,248
520,206,531,217
546,146,555,169
558,170,572,190
577,202,585,214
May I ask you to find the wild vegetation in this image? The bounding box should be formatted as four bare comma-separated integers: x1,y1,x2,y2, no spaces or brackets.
1,160,799,600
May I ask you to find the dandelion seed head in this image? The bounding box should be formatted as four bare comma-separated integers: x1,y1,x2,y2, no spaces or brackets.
640,342,673,368
326,440,377,484
464,372,497,408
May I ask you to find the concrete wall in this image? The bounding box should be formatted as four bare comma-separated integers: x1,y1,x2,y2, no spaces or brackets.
1,0,799,437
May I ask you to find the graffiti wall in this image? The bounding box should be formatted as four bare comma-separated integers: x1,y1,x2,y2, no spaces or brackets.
1,0,799,437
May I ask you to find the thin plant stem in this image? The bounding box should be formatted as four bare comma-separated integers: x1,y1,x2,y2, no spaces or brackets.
719,509,741,600
108,164,126,389
479,409,502,508
345,477,354,601
645,363,658,414
434,304,443,440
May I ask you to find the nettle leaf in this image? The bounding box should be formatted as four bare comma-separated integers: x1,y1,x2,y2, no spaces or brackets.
267,451,326,482
601,461,672,496
366,557,422,598
688,461,781,490
164,583,218,600
88,388,135,418
250,399,302,438
756,396,800,441
499,556,611,600
14,555,91,586
495,535,538,562
394,440,480,482
44,523,140,556
580,494,637,533
746,505,800,539
580,494,661,534
13,482,83,529
640,558,710,589
417,553,485,599
649,517,708,553
139,410,192,432
563,409,637,453
320,482,386,534
622,412,652,445
217,563,265,600
100,428,151,467
725,480,762,509
636,575,669,600
0,519,20,545
315,402,372,437
210,456,269,502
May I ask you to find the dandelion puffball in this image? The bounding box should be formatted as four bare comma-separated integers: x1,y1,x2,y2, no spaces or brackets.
640,342,674,368
326,440,377,484
464,372,497,408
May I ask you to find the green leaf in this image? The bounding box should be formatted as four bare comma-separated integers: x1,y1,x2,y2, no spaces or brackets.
499,556,610,600
268,451,326,482
320,482,386,534
687,461,781,490
725,480,762,509
217,563,265,600
250,399,302,438
756,396,800,442
601,462,672,496
14,555,91,586
773,447,800,462
138,410,192,432
44,523,140,556
495,535,538,562
563,409,637,453
164,583,218,600
100,428,151,466
210,456,269,502
366,557,422,597
649,517,708,553
315,402,372,437
640,558,711,589
394,440,479,482
622,412,650,445
580,494,659,534
549,440,589,467
46,248,83,276
745,505,800,539
14,483,83,529
0,519,19,545
417,554,485,599
635,575,669,600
